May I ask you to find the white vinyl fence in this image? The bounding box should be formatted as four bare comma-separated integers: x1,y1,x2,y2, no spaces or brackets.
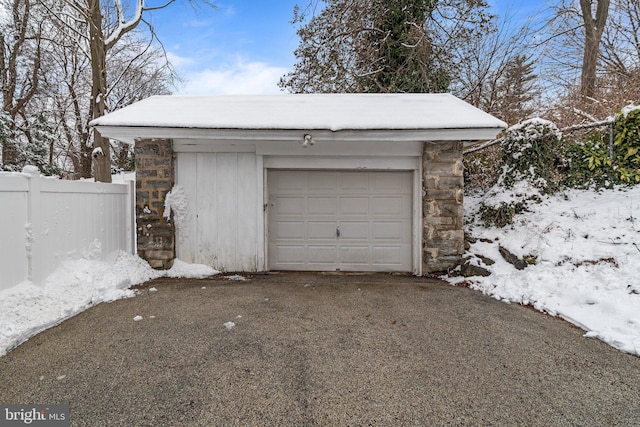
0,169,135,291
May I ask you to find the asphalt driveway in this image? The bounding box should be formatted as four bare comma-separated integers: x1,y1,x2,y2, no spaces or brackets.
1,273,639,426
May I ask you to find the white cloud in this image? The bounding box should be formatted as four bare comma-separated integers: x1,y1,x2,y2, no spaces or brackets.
166,51,195,68
177,59,289,95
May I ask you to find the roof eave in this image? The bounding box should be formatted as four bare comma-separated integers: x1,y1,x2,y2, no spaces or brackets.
94,125,505,146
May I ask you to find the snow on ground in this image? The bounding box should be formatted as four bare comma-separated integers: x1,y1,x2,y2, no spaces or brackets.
0,252,219,357
446,184,640,356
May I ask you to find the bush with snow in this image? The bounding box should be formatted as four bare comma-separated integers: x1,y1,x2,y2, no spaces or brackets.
473,119,565,227
561,104,640,188
500,118,565,193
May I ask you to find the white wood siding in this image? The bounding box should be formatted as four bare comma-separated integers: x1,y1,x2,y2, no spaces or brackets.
176,152,259,272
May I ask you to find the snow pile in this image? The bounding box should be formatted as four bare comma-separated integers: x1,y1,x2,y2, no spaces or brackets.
166,259,219,278
448,184,640,356
0,251,219,357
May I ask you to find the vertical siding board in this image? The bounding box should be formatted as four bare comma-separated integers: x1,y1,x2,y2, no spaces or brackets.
175,152,198,263
237,153,258,271
256,155,265,271
180,152,260,273
196,153,218,267
215,153,239,271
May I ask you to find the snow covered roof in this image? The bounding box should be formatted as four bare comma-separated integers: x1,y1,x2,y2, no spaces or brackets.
92,93,505,134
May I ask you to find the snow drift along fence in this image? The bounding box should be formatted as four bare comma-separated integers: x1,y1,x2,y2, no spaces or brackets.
0,170,135,291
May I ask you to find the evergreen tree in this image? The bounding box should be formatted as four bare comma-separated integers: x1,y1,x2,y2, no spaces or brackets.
280,0,492,94
494,54,538,125
360,0,448,93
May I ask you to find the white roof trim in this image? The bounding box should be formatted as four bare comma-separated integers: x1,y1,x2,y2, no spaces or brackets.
94,126,504,146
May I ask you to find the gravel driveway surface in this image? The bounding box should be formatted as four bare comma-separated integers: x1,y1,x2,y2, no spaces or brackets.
1,273,639,426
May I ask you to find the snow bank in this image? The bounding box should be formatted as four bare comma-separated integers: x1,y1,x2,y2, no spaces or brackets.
448,185,640,356
166,259,219,278
0,252,219,357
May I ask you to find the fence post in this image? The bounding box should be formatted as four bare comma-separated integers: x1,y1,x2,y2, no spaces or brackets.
608,122,614,160
23,167,43,283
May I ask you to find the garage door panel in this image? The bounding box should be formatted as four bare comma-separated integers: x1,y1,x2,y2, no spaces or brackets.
307,245,338,263
339,221,369,240
273,197,305,215
340,246,371,264
372,246,407,265
307,221,338,239
339,172,369,191
339,197,369,215
273,171,306,191
372,197,407,215
373,172,407,191
268,170,412,272
273,221,305,239
372,222,405,240
308,172,338,191
308,197,337,215
273,245,306,264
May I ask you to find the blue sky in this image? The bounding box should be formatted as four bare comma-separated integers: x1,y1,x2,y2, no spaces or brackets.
149,0,546,95
149,0,300,94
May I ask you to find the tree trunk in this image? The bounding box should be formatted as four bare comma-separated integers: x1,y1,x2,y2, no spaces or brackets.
116,143,131,170
88,0,112,182
579,0,610,101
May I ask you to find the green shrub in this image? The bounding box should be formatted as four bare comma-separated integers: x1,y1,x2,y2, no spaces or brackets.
613,106,640,183
563,132,617,188
563,105,640,187
500,119,566,194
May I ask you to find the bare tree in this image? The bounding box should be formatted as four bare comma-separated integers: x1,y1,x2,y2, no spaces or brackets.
579,0,610,100
106,35,176,171
452,10,537,124
540,0,640,125
38,15,177,178
598,0,640,105
0,0,42,169
43,0,212,181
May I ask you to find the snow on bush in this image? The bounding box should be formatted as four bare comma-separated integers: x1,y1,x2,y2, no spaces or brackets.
500,118,565,193
476,118,566,227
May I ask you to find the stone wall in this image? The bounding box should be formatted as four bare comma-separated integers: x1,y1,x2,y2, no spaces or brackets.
134,138,175,269
422,141,465,273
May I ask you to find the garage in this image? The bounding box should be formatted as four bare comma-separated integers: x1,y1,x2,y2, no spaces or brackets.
91,93,507,274
268,170,413,272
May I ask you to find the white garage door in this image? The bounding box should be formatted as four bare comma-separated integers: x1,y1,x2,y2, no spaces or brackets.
268,170,413,272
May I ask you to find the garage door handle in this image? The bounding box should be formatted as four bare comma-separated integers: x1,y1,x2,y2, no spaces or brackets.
336,227,340,237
